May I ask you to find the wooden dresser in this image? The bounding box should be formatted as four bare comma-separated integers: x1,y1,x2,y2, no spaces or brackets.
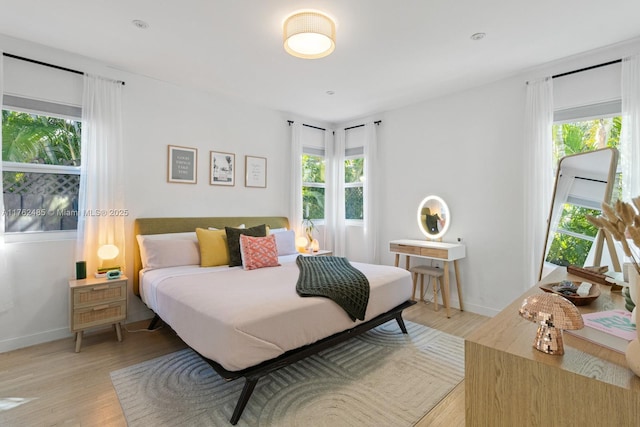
465,267,640,426
69,275,127,352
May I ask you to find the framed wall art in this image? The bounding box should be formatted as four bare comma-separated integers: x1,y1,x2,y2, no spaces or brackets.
210,151,235,186
167,145,197,184
245,155,267,188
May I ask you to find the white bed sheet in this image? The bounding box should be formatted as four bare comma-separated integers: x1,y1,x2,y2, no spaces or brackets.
140,255,412,372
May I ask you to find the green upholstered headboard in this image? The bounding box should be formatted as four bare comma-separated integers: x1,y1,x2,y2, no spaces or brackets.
133,216,289,296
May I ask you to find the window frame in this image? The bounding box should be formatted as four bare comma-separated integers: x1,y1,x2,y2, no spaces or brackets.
301,147,326,224
2,98,82,238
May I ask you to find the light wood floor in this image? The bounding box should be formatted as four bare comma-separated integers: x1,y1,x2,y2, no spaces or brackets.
0,301,488,426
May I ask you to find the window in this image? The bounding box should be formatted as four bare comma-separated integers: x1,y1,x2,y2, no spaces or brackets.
545,114,621,267
2,102,82,233
345,149,364,221
302,148,325,220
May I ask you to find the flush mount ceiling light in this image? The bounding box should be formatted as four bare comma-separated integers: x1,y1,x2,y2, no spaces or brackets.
283,11,336,59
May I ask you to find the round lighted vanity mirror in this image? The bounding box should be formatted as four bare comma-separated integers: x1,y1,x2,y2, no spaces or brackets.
417,195,450,240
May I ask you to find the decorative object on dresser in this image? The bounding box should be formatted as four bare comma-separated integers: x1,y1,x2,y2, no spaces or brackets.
210,150,235,186
244,155,267,188
69,275,127,352
167,145,197,184
587,195,640,376
518,292,584,355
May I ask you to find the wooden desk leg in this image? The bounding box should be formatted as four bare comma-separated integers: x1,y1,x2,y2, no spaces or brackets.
405,256,410,270
443,261,451,318
454,260,464,312
394,254,400,268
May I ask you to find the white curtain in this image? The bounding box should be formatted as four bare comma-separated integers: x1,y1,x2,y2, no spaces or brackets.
289,122,303,237
363,122,379,263
76,75,126,275
523,77,554,285
325,128,345,256
0,50,13,313
621,54,640,202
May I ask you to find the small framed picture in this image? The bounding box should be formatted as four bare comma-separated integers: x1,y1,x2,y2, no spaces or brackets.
245,155,267,188
210,151,235,186
167,145,197,184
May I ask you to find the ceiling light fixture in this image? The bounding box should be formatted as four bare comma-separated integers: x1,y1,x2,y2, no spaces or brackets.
470,32,486,41
283,11,336,59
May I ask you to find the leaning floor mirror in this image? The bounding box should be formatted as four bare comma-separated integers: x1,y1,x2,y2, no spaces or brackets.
539,147,620,280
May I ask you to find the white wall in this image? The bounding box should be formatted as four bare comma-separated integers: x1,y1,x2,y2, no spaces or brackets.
0,34,293,352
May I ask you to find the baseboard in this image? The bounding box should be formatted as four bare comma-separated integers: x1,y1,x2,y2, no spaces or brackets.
0,327,71,354
0,308,155,354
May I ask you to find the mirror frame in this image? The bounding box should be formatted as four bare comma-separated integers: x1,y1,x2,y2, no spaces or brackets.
417,195,450,240
538,147,620,280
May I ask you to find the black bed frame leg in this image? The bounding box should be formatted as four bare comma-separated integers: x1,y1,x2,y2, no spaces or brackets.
395,313,408,334
147,314,161,330
230,377,260,425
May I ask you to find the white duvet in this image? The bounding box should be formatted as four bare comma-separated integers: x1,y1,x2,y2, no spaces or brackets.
140,254,413,372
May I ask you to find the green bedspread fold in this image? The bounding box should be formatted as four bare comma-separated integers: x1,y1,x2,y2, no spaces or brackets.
296,255,370,321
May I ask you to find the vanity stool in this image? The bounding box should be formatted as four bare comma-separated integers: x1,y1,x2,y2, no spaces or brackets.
409,265,447,311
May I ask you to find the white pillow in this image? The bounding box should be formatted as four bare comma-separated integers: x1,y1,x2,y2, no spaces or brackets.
268,227,288,234
274,230,298,256
137,232,200,270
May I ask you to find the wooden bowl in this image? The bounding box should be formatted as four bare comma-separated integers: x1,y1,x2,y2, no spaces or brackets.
539,281,601,306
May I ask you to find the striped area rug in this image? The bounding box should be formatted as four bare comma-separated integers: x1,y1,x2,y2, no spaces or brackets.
110,321,464,426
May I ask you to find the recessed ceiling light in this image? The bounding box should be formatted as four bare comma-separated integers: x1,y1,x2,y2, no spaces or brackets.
470,32,486,41
132,20,149,29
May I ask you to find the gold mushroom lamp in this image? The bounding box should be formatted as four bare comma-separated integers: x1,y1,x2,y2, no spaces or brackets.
518,293,584,355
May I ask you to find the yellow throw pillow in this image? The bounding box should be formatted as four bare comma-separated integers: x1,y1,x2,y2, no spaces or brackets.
196,228,230,267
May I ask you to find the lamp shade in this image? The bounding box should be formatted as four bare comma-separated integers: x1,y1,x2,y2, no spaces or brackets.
97,244,119,260
283,11,336,59
519,293,584,355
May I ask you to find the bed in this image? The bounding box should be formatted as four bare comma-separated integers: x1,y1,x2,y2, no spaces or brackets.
133,216,415,424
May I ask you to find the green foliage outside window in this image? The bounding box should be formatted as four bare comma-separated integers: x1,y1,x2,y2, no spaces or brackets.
302,154,325,220
301,154,366,221
2,110,81,166
546,117,621,267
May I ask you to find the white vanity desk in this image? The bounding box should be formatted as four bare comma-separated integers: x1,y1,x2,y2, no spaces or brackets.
389,239,466,317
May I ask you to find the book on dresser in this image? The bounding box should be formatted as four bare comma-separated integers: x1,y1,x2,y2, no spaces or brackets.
566,309,636,353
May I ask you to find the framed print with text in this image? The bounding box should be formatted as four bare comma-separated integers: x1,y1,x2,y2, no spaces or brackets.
167,145,197,184
245,155,267,188
210,151,235,186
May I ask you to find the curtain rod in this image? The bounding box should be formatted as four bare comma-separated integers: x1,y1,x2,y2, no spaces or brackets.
287,121,326,131
3,52,126,86
552,59,622,79
287,120,381,131
344,121,381,131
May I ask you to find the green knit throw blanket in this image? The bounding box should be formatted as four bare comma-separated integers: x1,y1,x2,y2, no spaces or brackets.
296,255,370,321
